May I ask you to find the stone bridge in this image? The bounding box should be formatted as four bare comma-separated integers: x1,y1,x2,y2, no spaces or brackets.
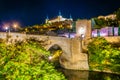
0,32,89,70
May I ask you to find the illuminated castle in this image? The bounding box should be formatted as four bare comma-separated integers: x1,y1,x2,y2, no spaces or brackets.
45,11,73,23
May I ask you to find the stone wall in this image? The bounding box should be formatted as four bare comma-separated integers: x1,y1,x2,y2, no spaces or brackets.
104,36,120,43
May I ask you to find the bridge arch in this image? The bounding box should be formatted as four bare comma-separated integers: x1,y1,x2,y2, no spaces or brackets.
48,44,63,53
48,44,64,67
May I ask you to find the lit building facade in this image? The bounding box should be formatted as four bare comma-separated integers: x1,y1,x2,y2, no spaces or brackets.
45,11,73,23
98,14,116,20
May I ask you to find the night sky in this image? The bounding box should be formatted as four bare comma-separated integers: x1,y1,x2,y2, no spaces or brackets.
0,0,120,27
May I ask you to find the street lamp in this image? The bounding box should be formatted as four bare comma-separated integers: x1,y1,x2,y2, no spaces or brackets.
13,23,18,32
3,23,11,34
5,27,8,32
14,24,17,29
6,26,11,36
4,26,10,43
3,23,11,43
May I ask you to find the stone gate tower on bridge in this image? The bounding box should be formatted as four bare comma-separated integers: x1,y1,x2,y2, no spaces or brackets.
75,19,92,51
76,19,92,39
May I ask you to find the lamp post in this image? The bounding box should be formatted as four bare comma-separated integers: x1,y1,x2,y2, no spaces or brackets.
5,26,10,43
68,25,72,38
13,24,17,32
78,27,85,53
5,26,10,35
13,22,20,32
5,27,8,32
8,26,11,35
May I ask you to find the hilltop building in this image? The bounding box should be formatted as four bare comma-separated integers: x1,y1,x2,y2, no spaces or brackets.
45,11,73,23
98,14,116,20
45,12,118,39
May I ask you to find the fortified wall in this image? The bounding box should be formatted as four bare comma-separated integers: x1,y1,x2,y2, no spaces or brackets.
104,36,120,43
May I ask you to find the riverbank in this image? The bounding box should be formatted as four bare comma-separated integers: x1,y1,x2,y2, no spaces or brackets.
57,68,120,80
88,37,120,75
90,69,120,75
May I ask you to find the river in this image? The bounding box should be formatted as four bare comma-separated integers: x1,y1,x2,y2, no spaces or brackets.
51,58,120,80
57,67,120,80
51,50,120,80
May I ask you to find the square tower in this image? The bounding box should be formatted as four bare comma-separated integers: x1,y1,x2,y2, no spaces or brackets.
76,19,91,39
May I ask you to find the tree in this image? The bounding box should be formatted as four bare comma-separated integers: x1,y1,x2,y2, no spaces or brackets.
114,8,120,21
0,39,66,80
94,18,107,29
114,8,120,26
106,18,119,27
88,37,120,73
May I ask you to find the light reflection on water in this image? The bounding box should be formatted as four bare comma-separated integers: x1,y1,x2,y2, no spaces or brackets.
59,69,120,80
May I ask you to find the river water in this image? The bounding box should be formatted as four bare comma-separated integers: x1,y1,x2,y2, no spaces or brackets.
51,52,120,80
53,60,120,80
58,68,120,80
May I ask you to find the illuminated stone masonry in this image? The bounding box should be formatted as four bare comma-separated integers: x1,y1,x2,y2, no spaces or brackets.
0,32,89,70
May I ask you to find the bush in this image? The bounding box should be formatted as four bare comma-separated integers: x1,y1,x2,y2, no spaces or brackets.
88,37,120,73
0,39,66,80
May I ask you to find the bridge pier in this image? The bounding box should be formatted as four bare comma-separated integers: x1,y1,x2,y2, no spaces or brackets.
60,53,89,70
59,38,89,70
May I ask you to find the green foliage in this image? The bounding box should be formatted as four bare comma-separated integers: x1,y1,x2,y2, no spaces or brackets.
0,39,66,80
88,37,120,73
93,17,119,29
106,18,119,27
114,8,120,21
94,18,107,29
88,37,109,55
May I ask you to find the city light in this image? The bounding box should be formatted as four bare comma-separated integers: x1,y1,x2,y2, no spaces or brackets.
13,24,17,28
3,23,10,32
12,22,19,28
5,27,8,30
5,27,8,32
13,23,18,31
2,21,20,32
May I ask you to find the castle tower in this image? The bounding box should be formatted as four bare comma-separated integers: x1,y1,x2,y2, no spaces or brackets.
59,10,62,17
58,10,62,21
69,14,73,21
45,15,49,23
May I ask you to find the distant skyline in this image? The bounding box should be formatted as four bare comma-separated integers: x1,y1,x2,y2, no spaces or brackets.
0,0,120,27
